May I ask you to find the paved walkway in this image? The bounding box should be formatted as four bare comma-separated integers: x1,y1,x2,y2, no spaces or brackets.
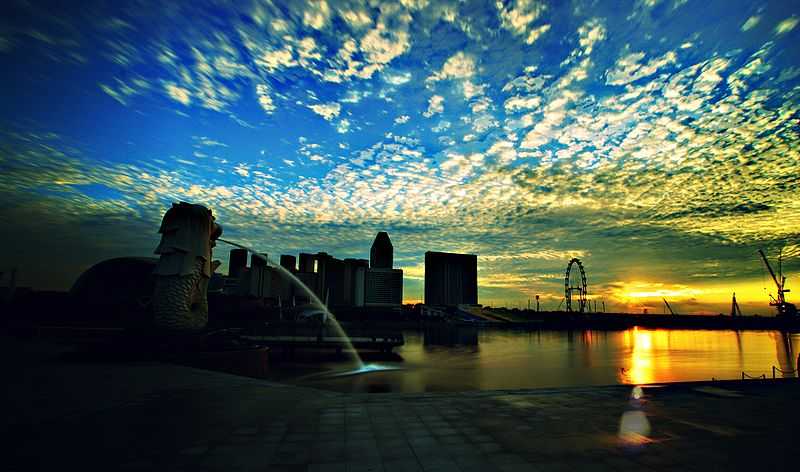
2,339,795,471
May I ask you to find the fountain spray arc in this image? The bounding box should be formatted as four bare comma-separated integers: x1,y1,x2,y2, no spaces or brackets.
218,238,364,368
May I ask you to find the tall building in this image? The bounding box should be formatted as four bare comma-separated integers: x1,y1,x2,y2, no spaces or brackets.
365,268,403,307
279,254,296,272
298,253,316,273
229,248,248,278
424,251,478,306
343,258,369,307
296,252,320,301
370,231,393,269
248,253,269,298
323,256,345,306
365,232,402,308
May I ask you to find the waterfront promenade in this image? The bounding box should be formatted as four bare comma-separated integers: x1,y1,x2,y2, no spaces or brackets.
3,338,794,471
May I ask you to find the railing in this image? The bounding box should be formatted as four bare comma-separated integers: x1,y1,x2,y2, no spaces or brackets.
741,371,766,380
740,368,800,380
772,366,800,378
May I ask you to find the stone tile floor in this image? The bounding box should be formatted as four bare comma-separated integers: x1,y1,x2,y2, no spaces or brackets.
2,339,795,471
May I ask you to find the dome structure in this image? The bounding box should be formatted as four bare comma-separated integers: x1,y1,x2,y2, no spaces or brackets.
70,257,158,321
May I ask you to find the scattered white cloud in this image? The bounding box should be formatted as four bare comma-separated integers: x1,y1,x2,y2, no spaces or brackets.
339,9,372,29
256,84,276,114
577,18,606,56
165,83,191,106
256,46,295,72
427,51,476,83
606,50,677,86
394,115,410,124
741,15,760,32
775,16,798,35
431,120,451,132
308,102,341,121
497,0,548,44
384,70,412,85
525,24,551,44
423,95,444,117
360,25,410,66
303,0,332,30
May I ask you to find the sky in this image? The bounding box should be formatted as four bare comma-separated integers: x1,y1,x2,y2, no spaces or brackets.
1,0,799,314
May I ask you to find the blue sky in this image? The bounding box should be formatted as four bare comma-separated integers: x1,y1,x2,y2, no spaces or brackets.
1,0,799,313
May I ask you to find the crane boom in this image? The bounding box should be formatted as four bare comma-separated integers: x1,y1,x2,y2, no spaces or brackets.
731,292,742,317
759,249,782,299
663,298,676,315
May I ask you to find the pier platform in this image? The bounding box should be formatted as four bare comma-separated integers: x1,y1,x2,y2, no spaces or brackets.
3,336,795,471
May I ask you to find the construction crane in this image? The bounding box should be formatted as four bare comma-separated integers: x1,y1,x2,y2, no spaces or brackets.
730,292,742,317
662,298,676,315
758,249,797,318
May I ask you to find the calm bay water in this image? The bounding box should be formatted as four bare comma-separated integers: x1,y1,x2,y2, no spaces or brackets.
289,328,800,393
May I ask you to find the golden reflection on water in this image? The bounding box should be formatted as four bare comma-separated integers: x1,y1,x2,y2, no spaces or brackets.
621,327,800,385
294,328,800,393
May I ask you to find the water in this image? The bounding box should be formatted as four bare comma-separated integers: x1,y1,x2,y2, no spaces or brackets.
277,328,800,393
217,238,364,369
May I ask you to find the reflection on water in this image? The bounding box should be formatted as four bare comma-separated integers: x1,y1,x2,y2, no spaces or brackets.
279,328,800,393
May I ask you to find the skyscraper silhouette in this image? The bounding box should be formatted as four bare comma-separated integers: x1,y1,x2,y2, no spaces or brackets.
424,251,478,306
366,232,402,307
370,231,393,269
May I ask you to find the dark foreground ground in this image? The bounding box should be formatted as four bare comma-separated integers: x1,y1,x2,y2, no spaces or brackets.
2,337,795,471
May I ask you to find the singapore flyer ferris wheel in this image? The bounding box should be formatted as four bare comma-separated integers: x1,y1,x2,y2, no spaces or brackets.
564,258,588,313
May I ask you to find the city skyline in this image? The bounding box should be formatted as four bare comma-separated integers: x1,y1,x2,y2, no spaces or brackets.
1,1,799,315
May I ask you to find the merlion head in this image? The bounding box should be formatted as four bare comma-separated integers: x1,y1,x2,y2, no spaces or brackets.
154,202,223,277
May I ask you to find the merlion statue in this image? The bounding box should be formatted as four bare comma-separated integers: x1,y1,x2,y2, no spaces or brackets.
152,202,222,331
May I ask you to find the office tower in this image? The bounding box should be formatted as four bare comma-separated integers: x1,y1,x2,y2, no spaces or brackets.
229,248,248,278
298,253,316,273
343,258,369,307
424,251,478,306
322,256,345,306
249,253,268,297
296,252,318,302
279,254,296,272
364,232,402,307
370,231,393,269
365,268,403,307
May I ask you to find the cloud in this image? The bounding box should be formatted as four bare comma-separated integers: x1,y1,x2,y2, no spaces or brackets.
605,50,677,86
302,0,331,30
577,18,606,56
360,25,410,66
423,95,444,117
384,70,412,85
741,15,760,32
255,46,296,72
426,51,476,83
525,24,551,44
775,16,798,35
255,84,276,114
308,102,341,121
394,115,410,124
497,0,548,44
164,83,191,105
193,136,228,147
